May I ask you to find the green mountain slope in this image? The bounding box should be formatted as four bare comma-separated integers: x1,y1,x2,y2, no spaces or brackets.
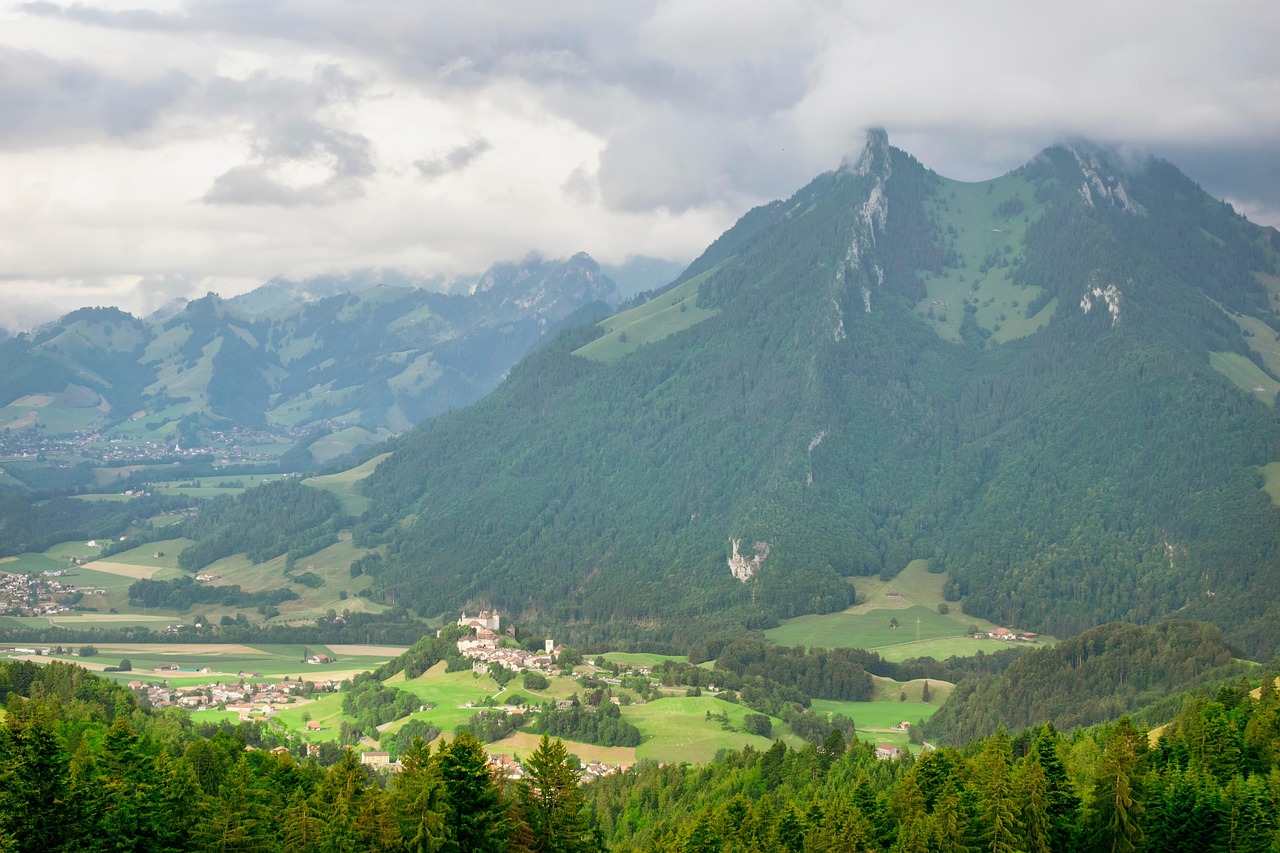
345,131,1280,657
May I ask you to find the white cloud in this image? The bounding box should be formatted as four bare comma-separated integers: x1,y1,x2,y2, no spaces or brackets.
0,0,1278,331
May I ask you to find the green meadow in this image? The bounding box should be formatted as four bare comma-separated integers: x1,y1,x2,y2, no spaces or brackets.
599,652,686,668
574,265,722,363
18,644,401,687
766,560,1052,659
1210,350,1279,406
917,174,1055,346
1260,461,1280,507
303,453,390,515
622,695,797,764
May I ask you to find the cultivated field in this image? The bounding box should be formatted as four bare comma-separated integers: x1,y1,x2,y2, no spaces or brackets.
8,643,404,688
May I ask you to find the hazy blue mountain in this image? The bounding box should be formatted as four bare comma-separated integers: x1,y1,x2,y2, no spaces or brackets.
0,253,620,467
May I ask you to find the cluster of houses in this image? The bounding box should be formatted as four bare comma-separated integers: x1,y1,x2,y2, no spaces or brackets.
128,676,337,717
455,611,561,673
972,626,1039,642
0,571,100,617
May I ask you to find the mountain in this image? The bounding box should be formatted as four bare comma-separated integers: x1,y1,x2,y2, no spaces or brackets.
329,130,1280,657
0,253,619,472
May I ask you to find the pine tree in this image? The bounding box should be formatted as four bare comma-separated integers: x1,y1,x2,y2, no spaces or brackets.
1017,754,1052,853
1033,724,1082,853
0,706,69,853
973,726,1022,853
280,788,325,853
518,735,593,853
390,738,447,853
439,730,511,852
1088,730,1143,853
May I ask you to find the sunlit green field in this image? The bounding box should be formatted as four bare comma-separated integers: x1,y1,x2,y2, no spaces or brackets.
766,560,1052,659
622,696,798,764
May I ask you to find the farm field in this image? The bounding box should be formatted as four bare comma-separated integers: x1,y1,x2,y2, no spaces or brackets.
269,692,348,741
151,474,284,500
622,695,797,764
86,539,194,572
6,643,403,687
765,560,1052,659
378,662,505,735
599,651,686,668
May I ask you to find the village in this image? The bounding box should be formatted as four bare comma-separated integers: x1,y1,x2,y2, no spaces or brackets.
0,569,101,617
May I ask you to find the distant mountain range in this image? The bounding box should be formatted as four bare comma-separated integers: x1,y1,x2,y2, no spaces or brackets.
0,252,629,466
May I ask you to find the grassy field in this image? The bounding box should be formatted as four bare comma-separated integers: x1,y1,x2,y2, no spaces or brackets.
88,538,194,570
1210,351,1279,406
599,652,686,668
308,428,393,467
622,695,796,764
1260,462,1280,507
377,662,504,736
574,265,722,363
917,174,1055,346
151,474,280,500
10,643,402,686
303,453,390,515
765,560,1052,659
259,692,349,741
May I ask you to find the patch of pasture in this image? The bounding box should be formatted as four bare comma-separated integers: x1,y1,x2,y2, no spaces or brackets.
486,732,637,766
622,695,796,764
1260,462,1280,507
574,265,722,363
1210,351,1278,406
766,560,1049,659
599,652,686,668
381,662,503,733
270,692,349,740
303,453,391,515
89,539,194,571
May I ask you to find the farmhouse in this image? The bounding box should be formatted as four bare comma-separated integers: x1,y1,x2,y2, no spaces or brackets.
875,744,903,760
306,654,331,665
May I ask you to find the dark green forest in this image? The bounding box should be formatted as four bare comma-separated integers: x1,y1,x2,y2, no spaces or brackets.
2,654,1278,852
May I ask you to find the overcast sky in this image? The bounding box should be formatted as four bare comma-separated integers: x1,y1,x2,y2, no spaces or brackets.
2,0,1278,331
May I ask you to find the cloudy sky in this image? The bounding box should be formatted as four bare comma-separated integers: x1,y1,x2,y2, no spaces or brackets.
2,0,1278,331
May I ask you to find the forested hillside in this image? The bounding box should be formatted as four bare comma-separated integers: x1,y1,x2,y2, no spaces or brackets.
320,132,1280,658
921,621,1253,745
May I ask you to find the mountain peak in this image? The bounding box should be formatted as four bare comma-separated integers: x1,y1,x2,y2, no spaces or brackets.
841,127,892,178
